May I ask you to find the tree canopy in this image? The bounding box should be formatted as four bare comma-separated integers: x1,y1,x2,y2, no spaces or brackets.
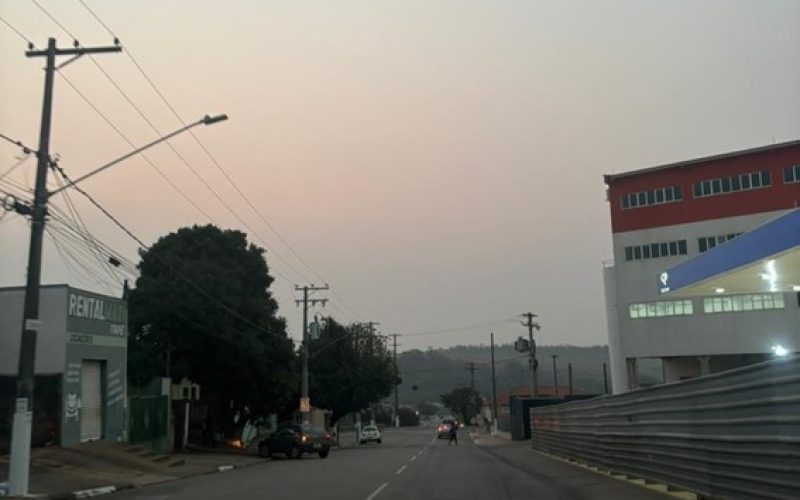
440,387,482,424
128,224,296,430
308,318,396,424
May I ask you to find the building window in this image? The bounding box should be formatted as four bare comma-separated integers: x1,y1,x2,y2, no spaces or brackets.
783,165,800,184
620,186,682,210
702,293,785,314
693,170,771,198
697,233,742,253
624,239,688,261
629,299,693,319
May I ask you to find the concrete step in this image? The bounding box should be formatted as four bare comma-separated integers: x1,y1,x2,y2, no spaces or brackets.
168,458,186,467
125,445,145,454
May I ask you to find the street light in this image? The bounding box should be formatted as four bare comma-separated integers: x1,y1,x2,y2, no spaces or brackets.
49,114,228,195
9,111,227,496
772,344,789,357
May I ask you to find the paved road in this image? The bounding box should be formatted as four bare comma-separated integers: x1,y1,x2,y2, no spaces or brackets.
110,427,668,500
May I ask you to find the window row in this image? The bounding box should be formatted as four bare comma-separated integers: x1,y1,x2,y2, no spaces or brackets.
624,240,687,261
698,233,741,253
703,293,785,314
783,165,800,184
621,186,682,209
629,300,693,319
693,170,771,198
628,293,786,319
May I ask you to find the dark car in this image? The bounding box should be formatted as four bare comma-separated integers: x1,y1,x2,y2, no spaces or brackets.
258,425,335,459
436,417,459,439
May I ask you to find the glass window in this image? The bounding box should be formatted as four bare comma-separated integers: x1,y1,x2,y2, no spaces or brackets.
638,192,647,205
669,241,678,255
630,194,638,207
762,294,773,309
721,177,731,192
751,172,761,188
647,190,656,205
684,300,693,314
622,195,629,208
712,179,722,193
651,243,660,258
678,240,687,255
742,295,753,311
625,247,633,261
665,302,674,315
753,294,763,309
629,305,638,318
761,171,771,185
634,246,642,260
660,242,669,256
708,238,717,249
642,245,651,259
694,183,702,197
673,186,682,200
702,180,712,196
784,167,793,183
665,188,674,202
646,303,657,316
698,238,708,253
741,174,751,189
775,294,785,308
655,302,665,317
656,189,665,203
732,176,741,190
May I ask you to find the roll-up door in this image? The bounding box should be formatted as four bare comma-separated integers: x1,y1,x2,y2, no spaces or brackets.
80,360,103,441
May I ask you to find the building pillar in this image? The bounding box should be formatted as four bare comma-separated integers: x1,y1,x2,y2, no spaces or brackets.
697,356,711,375
603,266,629,393
626,358,639,391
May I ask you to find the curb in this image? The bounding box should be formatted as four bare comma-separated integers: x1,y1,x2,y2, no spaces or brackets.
7,460,262,500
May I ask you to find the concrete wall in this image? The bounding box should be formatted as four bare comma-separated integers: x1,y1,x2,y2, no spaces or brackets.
0,285,68,375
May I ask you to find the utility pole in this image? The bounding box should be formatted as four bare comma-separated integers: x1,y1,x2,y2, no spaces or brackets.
490,332,497,433
551,355,559,395
295,284,328,425
389,333,400,428
464,362,479,392
568,363,573,396
9,38,121,497
602,363,609,394
521,312,540,397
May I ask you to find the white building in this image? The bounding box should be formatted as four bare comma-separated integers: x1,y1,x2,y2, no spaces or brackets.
603,140,800,393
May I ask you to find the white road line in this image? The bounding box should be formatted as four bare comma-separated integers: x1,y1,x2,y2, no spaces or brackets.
396,464,407,475
418,449,425,455
410,455,417,462
366,482,389,500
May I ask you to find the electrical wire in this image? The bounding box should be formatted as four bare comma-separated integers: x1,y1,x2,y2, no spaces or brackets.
75,0,365,322
403,319,517,337
0,15,34,46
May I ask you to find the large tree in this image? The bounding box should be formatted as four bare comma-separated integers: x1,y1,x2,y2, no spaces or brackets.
440,387,482,424
308,319,396,425
128,224,296,433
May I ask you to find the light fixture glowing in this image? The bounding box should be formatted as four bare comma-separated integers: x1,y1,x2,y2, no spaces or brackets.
771,344,789,357
714,287,725,294
792,285,800,292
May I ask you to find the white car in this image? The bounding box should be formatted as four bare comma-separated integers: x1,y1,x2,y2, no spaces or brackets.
359,425,382,445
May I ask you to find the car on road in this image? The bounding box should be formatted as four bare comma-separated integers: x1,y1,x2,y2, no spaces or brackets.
258,425,335,459
436,417,459,439
359,425,382,445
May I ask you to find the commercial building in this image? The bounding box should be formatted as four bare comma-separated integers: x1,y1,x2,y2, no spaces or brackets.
0,285,127,448
603,140,800,393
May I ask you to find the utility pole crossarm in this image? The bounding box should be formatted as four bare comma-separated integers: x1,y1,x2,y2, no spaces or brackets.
26,45,122,58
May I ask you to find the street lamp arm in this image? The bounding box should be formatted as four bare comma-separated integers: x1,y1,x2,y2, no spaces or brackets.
48,114,227,196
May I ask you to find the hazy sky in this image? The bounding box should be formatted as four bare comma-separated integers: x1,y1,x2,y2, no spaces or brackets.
2,0,799,351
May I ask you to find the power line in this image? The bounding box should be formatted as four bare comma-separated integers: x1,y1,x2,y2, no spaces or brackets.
30,0,78,41
0,15,34,46
75,0,365,322
403,319,515,337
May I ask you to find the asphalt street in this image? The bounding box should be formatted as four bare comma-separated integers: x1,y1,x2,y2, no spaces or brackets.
109,427,669,500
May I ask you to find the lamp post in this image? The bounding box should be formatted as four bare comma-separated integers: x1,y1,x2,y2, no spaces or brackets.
9,109,226,496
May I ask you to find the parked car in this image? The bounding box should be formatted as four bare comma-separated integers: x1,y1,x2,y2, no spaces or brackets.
359,425,382,444
258,425,335,459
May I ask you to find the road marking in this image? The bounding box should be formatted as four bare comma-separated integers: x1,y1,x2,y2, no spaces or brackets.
396,464,407,475
410,455,417,462
366,482,388,500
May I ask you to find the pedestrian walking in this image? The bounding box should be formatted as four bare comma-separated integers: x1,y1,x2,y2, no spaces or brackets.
448,424,458,446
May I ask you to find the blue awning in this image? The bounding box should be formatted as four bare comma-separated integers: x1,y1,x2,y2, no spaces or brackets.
658,209,800,296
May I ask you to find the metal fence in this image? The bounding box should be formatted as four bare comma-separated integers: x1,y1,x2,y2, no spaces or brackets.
530,356,800,500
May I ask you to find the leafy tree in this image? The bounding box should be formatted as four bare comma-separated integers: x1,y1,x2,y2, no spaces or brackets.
416,401,439,417
397,407,420,426
308,319,396,425
440,387,482,424
128,224,296,435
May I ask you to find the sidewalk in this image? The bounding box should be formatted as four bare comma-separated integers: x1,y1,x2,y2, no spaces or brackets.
0,441,264,499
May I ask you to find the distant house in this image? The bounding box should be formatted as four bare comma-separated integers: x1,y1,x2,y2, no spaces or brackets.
496,385,582,407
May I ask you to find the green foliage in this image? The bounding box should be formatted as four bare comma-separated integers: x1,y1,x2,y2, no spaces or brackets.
128,224,296,433
440,387,482,424
308,319,396,424
416,401,439,417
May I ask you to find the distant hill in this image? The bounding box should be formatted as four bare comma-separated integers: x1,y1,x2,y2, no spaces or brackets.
396,344,662,405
